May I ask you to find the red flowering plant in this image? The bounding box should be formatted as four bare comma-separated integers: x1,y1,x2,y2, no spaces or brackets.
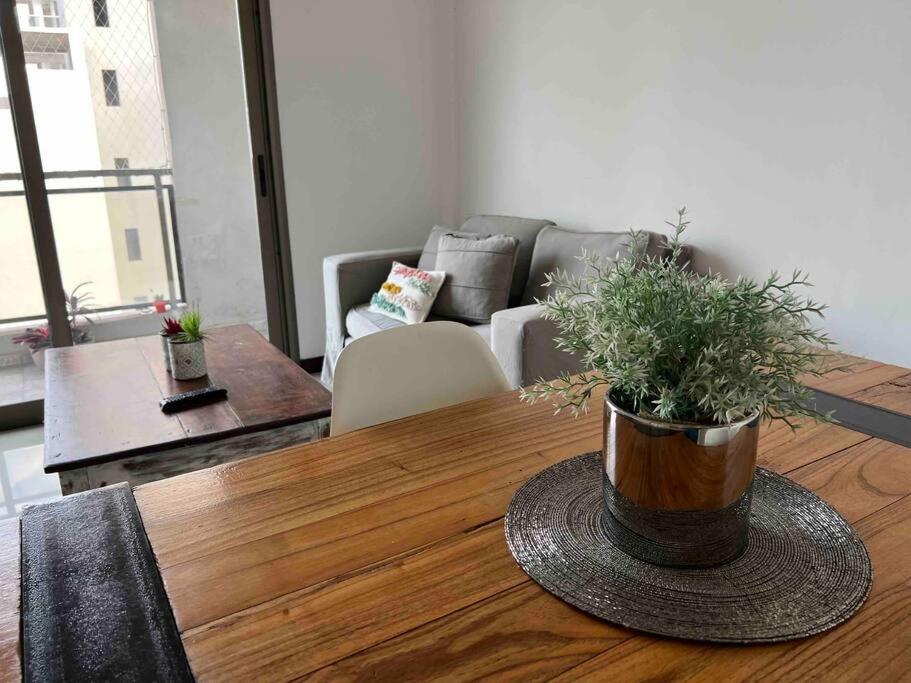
12,326,51,352
161,316,183,336
12,282,95,352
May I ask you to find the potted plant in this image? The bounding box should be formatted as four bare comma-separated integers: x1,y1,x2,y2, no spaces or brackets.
521,209,842,567
152,292,168,314
12,282,95,368
11,326,52,369
167,308,209,380
159,316,183,373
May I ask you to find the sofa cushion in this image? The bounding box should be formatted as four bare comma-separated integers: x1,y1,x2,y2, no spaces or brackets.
368,261,446,325
432,233,519,324
346,303,407,339
459,215,553,306
345,303,492,345
417,227,476,272
521,227,668,305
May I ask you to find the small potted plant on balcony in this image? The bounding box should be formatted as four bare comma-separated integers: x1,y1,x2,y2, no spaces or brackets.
11,326,52,369
13,282,95,368
152,292,168,314
521,209,843,568
167,308,209,380
159,316,182,373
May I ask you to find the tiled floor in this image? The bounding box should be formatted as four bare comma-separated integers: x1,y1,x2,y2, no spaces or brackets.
0,362,45,407
0,425,61,520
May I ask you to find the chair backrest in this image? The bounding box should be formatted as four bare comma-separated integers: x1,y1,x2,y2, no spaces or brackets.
330,321,512,436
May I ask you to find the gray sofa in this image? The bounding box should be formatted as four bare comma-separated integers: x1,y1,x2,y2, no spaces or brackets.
322,215,676,388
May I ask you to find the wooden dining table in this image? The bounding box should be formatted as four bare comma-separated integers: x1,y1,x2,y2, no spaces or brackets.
2,353,910,681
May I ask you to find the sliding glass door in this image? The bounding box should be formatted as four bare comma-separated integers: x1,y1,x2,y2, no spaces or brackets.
0,0,296,427
0,46,48,412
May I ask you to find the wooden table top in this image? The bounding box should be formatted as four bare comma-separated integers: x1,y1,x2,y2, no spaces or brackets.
43,324,331,472
2,353,908,681
127,354,911,682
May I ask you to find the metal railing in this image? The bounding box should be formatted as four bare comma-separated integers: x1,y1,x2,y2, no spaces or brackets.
0,168,185,325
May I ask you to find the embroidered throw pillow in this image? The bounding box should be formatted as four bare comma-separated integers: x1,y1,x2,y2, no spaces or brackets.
368,262,446,325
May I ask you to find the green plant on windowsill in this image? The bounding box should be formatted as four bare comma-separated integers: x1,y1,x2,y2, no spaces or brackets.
520,208,849,429
173,308,209,343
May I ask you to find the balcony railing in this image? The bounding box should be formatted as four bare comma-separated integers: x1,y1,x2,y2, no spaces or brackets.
0,168,185,325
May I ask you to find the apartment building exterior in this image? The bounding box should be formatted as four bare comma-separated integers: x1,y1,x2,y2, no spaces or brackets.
0,0,177,322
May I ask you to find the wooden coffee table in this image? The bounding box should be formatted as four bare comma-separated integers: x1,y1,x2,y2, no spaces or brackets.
43,324,331,494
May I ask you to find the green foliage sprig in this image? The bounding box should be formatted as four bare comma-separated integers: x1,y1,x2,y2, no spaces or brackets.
174,308,208,343
520,208,846,428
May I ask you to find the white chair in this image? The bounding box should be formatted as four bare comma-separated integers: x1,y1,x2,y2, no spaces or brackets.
330,320,512,436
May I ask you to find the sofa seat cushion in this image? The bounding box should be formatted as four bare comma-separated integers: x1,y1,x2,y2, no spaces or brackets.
346,303,407,338
521,226,668,305
345,303,491,345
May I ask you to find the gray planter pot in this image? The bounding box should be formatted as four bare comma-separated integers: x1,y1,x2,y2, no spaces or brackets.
159,331,173,373
602,393,759,568
167,339,207,380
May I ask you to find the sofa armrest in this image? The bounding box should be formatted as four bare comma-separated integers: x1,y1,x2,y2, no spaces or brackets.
490,304,584,389
322,247,421,385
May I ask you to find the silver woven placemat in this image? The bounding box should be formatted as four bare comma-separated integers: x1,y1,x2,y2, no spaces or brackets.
504,452,872,643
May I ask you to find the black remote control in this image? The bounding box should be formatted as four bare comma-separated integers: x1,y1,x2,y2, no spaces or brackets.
159,386,228,414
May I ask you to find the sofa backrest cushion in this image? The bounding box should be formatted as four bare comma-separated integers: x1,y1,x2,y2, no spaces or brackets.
521,226,668,305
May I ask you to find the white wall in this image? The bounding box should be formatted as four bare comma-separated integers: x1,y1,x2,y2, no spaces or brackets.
154,0,268,335
270,0,457,358
456,0,911,366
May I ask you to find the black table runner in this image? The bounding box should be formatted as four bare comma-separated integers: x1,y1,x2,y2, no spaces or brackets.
20,483,192,682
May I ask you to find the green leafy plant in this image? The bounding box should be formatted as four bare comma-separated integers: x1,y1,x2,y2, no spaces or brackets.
520,208,845,428
174,308,208,343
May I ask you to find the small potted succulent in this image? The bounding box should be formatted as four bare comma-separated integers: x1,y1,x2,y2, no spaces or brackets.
521,209,843,568
167,308,209,380
13,282,95,368
159,316,183,373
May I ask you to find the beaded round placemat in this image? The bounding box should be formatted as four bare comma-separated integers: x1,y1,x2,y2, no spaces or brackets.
504,452,872,643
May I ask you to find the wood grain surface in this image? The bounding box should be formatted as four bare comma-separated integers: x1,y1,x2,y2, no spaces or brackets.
3,353,908,682
128,355,911,682
43,324,331,472
0,519,20,683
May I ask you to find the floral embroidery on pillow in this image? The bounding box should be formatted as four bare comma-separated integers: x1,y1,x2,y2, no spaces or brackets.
368,261,446,325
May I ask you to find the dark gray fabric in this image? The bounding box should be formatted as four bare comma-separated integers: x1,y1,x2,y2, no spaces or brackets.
432,233,519,324
521,227,669,305
21,484,193,682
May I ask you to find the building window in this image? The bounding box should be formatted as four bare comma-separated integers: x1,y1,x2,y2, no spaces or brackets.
23,0,65,28
21,31,72,70
102,69,120,106
114,157,130,187
92,0,109,27
125,228,142,261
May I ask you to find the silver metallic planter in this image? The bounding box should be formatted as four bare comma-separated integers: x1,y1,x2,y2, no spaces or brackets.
602,393,759,568
159,332,173,373
167,339,207,380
